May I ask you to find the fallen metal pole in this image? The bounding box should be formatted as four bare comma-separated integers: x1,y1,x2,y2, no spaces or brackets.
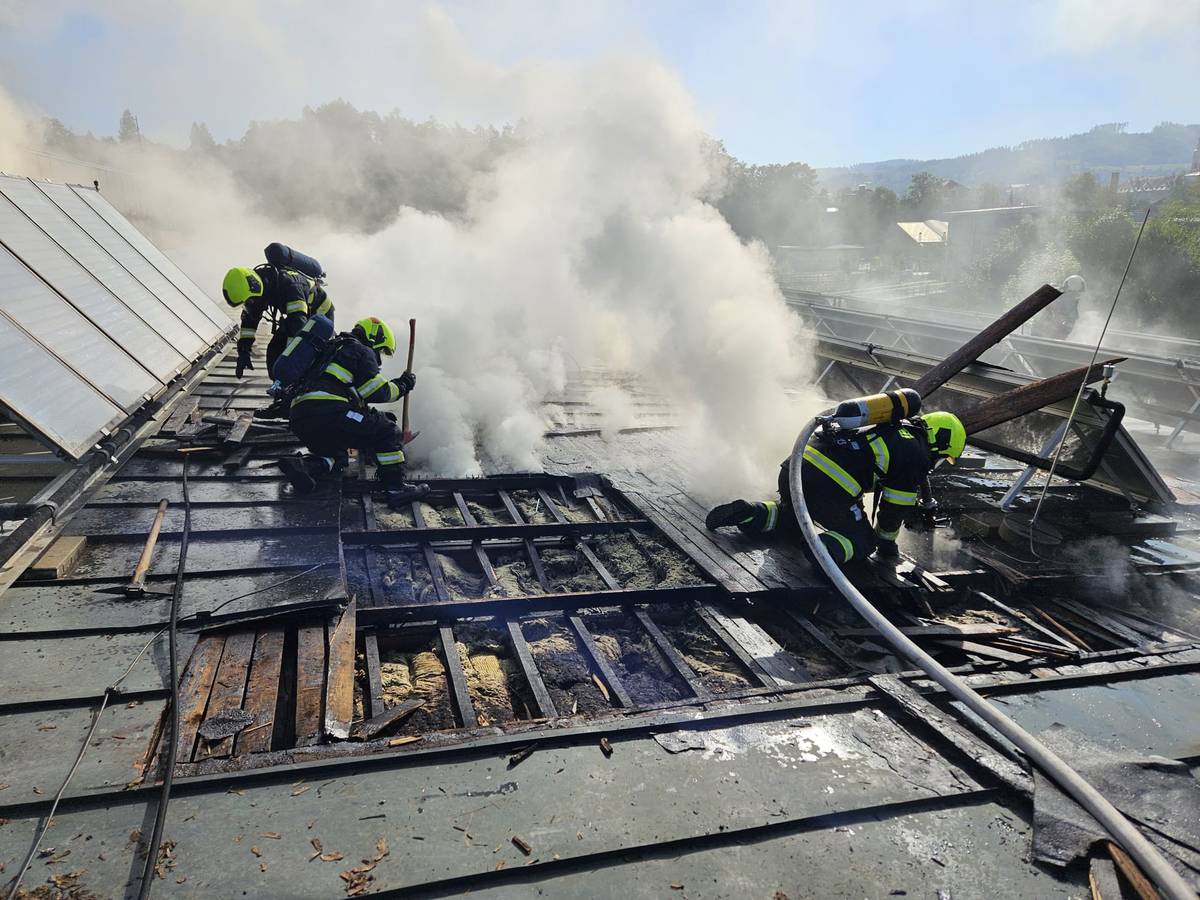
788,413,1197,900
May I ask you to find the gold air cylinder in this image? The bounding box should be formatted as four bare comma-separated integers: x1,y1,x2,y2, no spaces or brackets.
828,388,922,429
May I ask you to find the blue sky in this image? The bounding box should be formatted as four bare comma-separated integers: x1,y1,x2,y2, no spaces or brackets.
1,1,1196,167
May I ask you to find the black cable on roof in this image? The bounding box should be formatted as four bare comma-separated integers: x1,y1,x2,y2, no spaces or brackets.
136,454,190,900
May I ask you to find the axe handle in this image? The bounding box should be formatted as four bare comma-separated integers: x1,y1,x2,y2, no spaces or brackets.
402,318,416,435
130,499,169,591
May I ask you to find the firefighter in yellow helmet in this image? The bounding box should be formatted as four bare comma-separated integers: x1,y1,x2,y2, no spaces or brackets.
705,411,966,567
279,317,429,505
221,259,333,381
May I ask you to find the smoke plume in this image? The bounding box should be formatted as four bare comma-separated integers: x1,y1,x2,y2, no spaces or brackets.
0,12,818,501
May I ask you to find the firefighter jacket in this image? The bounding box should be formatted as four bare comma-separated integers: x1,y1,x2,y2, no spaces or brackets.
290,338,406,415
236,265,333,351
800,422,934,542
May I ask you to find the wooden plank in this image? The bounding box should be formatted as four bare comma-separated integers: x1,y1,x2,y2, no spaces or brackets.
838,623,1018,638
499,490,552,591
632,609,710,700
1048,597,1153,650
294,623,327,747
625,490,762,595
931,639,1029,663
360,697,425,740
452,492,475,525
498,490,523,524
693,605,777,689
409,500,451,601
972,591,1079,652
1105,841,1159,900
236,629,285,754
566,614,633,707
24,535,87,580
438,625,478,728
536,488,569,524
505,620,556,719
161,396,200,435
198,630,256,758
778,608,860,672
324,600,358,740
224,412,255,446
701,604,806,687
577,541,621,591
870,674,1032,796
173,635,227,764
364,631,385,718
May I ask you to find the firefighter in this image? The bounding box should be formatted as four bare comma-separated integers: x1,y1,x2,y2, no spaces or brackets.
278,317,429,505
221,263,334,380
705,411,966,567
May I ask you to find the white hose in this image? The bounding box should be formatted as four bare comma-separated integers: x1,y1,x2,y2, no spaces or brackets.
788,415,1197,900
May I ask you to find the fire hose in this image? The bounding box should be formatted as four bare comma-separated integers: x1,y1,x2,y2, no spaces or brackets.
788,409,1197,900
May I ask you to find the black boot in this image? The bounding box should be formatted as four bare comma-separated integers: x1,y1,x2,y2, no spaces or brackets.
705,499,756,531
378,465,430,507
278,455,332,495
254,398,290,420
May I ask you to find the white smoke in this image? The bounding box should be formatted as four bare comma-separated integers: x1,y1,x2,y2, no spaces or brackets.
0,9,818,501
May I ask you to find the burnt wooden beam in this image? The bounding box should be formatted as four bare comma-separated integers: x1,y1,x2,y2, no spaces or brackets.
960,359,1124,434
870,674,1032,795
236,629,285,754
693,605,777,689
505,619,557,719
438,625,478,728
198,630,256,759
294,624,327,747
410,500,451,602
566,614,633,707
453,491,502,591
363,630,386,718
324,600,357,739
341,519,650,546
499,490,552,591
631,608,710,700
577,541,621,591
173,635,227,764
911,283,1062,398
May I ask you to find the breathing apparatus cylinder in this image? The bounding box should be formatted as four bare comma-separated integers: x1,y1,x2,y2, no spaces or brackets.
264,242,325,279
827,388,922,429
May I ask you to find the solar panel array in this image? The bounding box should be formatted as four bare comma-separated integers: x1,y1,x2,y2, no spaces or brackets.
0,177,232,458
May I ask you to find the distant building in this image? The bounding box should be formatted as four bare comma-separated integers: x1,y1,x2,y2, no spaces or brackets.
944,206,1042,275
893,220,947,274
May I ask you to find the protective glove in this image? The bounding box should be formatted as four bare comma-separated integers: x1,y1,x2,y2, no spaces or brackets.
236,349,254,378
392,371,416,395
874,538,900,560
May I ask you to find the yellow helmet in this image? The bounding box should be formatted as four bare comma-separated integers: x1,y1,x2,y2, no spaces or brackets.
919,411,967,461
352,317,397,356
222,267,264,307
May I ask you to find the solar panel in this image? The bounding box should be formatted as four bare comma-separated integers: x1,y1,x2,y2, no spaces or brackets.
38,183,228,345
0,180,185,382
0,241,159,410
0,177,233,460
69,185,232,336
5,178,207,363
0,314,125,458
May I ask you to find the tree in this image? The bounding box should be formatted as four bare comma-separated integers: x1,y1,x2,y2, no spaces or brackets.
1062,172,1106,214
188,121,216,153
118,109,140,143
